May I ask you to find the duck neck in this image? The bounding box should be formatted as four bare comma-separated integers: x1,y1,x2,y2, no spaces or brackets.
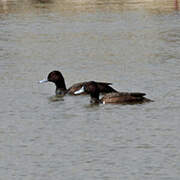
55,80,67,95
90,92,100,104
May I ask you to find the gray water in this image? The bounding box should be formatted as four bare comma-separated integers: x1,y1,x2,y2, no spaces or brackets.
0,0,180,179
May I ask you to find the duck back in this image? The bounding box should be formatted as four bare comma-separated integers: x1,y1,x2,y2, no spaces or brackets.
67,81,117,95
101,92,152,104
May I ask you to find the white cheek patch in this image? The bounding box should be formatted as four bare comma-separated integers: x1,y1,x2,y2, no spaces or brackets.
39,79,48,83
74,86,85,95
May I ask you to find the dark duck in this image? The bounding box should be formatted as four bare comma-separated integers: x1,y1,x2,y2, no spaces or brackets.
39,71,117,96
74,81,152,104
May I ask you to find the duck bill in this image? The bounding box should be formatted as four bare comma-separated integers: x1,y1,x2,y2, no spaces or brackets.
74,86,85,95
39,79,48,84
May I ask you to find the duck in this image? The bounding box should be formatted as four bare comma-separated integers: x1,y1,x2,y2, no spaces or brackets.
74,81,153,104
39,71,117,96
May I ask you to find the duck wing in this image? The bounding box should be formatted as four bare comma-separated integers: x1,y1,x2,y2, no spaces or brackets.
128,92,146,97
67,82,87,95
96,82,117,93
101,92,151,104
67,81,117,95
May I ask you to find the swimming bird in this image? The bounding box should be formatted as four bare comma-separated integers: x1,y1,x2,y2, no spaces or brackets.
39,71,117,96
74,81,152,104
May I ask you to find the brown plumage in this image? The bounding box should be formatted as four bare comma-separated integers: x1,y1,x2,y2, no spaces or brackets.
39,71,117,96
101,92,151,104
74,81,153,104
67,81,115,95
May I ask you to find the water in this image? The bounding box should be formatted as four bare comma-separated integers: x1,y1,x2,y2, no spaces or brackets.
0,0,180,179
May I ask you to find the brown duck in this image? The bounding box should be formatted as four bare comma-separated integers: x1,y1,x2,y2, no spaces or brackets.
39,71,117,96
74,81,153,104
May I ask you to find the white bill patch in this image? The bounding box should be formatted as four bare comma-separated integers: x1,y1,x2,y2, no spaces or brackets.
39,79,48,84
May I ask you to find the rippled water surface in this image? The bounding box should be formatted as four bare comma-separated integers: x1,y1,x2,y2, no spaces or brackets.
0,0,180,179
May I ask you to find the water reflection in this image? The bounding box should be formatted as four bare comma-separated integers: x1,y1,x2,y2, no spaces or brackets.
0,0,180,179
0,0,179,14
175,0,179,10
48,95,65,102
33,0,53,3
